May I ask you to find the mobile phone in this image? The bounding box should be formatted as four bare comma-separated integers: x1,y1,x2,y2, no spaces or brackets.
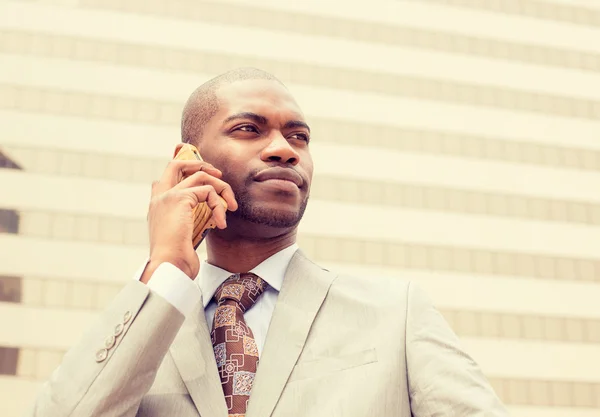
173,143,228,249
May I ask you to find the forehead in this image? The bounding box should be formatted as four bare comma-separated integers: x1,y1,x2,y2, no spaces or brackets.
215,79,305,121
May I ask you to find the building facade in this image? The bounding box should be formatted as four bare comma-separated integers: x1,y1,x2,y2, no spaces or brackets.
1,0,600,415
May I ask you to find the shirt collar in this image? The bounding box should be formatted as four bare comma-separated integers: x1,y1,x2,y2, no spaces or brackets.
197,243,299,308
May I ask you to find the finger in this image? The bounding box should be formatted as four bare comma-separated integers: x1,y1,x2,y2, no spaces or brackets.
186,186,228,229
218,185,238,212
174,171,238,211
206,191,228,229
154,160,222,195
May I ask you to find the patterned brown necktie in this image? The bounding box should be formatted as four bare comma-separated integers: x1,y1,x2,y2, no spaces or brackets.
211,273,267,417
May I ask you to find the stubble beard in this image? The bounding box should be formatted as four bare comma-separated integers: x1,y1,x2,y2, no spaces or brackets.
232,177,309,228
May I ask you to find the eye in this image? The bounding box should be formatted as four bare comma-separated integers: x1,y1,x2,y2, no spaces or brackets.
235,125,259,133
289,132,310,142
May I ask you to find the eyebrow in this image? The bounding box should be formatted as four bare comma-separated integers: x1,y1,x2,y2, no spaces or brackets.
223,112,311,133
283,120,311,133
223,112,267,126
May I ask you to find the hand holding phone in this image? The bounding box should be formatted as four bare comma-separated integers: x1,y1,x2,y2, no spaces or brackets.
141,144,237,282
173,144,229,249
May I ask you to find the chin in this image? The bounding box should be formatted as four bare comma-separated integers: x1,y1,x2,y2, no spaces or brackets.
237,202,306,229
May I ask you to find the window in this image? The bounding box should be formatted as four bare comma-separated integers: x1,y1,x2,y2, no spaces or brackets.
0,209,19,234
0,347,19,376
0,276,22,303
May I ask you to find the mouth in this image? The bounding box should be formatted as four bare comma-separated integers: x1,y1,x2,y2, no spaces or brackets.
253,167,304,188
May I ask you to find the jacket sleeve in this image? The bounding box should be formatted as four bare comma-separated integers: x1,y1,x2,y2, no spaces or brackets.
25,279,186,417
405,282,510,416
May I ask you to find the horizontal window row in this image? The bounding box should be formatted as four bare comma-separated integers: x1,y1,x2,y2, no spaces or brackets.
2,208,600,282
14,210,150,247
0,83,181,125
1,344,600,407
316,121,600,173
0,275,122,311
2,272,600,344
443,309,600,344
2,30,600,120
318,176,600,226
296,234,600,282
0,345,66,381
487,376,600,408
2,145,168,184
78,0,600,72
418,0,600,28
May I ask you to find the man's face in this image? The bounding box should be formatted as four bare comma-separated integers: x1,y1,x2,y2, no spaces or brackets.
197,79,313,231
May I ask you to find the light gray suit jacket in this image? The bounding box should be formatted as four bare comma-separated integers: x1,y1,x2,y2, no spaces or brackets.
27,251,508,416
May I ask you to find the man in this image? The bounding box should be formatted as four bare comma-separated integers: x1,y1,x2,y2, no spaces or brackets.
28,68,508,416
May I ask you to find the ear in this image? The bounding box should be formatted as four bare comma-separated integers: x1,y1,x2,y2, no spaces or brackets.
173,143,185,159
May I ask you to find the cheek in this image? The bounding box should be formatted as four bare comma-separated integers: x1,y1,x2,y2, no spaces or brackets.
306,164,314,180
202,150,241,180
218,163,255,196
302,158,314,184
219,168,244,189
209,145,252,173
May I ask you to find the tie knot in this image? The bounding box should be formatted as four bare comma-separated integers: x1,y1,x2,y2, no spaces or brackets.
213,273,267,312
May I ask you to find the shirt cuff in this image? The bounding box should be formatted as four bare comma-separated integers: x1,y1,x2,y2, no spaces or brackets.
132,259,201,317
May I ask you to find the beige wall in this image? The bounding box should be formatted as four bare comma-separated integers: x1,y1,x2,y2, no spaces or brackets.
1,0,600,415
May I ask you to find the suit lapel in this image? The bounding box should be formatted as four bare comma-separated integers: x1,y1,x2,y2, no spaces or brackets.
170,297,228,417
246,250,337,417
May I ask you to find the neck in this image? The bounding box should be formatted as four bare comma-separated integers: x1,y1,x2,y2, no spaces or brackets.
205,227,297,273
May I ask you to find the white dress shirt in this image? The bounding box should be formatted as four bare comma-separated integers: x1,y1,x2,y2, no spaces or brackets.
134,244,299,355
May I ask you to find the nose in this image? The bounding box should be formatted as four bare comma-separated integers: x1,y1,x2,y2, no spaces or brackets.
260,133,300,166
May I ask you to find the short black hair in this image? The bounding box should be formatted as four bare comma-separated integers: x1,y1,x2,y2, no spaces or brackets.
181,67,284,144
